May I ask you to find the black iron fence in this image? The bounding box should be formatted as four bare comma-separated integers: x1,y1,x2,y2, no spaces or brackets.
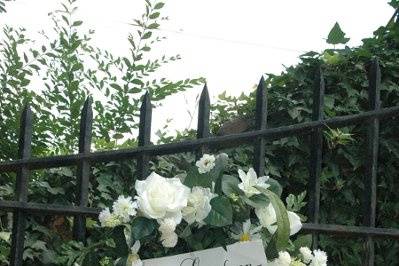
1,59,399,265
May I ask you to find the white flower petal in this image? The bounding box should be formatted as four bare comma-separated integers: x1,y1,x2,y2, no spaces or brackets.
238,169,247,182
287,211,302,236
135,172,189,222
257,175,270,184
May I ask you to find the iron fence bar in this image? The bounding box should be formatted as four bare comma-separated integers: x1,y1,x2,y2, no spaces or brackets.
308,67,325,249
1,105,399,172
253,77,267,176
137,92,152,180
302,223,399,239
73,97,93,242
0,200,100,215
196,84,210,159
363,58,380,266
2,196,399,238
9,105,32,266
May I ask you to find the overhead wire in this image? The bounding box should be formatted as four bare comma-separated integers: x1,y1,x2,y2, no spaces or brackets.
113,19,307,54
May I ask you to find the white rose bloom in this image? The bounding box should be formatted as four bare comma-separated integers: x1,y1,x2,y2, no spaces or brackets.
268,251,292,266
310,249,328,266
135,172,190,223
182,187,215,225
237,168,270,197
195,154,216,174
112,195,138,223
98,208,121,228
255,204,302,236
299,247,313,263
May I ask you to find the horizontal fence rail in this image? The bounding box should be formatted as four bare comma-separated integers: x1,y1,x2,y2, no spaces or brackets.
1,59,398,265
1,105,399,172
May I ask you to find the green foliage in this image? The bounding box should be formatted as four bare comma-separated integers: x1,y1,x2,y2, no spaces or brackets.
130,217,156,240
327,22,350,45
210,13,399,265
82,155,297,264
0,1,398,265
258,187,290,255
0,0,204,157
0,0,14,13
0,0,204,264
389,0,399,8
203,196,233,227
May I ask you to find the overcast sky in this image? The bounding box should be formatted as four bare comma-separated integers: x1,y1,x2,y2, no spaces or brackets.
1,0,394,135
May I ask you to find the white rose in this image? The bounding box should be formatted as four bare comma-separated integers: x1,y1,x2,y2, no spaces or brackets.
255,204,302,236
112,195,138,223
195,154,216,174
182,187,215,225
135,172,190,223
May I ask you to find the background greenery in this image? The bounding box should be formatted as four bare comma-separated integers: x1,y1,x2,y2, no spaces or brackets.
0,0,399,265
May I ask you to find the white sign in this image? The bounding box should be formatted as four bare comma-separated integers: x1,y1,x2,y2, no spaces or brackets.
143,240,267,266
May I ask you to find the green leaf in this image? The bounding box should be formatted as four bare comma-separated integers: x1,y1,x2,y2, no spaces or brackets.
82,252,100,266
30,64,40,71
327,22,350,45
113,133,124,139
183,167,213,189
149,13,160,20
112,226,129,257
256,187,290,252
110,83,122,91
266,178,283,197
203,196,233,227
241,193,270,209
221,175,241,196
132,79,144,86
154,2,165,9
142,31,152,40
72,21,83,27
293,234,312,250
131,217,156,241
62,15,69,25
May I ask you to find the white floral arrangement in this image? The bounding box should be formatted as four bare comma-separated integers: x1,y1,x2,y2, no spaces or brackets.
94,153,327,266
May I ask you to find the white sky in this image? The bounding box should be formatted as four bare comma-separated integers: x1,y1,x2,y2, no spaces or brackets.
1,0,394,136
